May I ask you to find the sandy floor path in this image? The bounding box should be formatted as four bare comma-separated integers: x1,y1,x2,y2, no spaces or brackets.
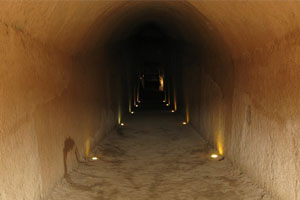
48,111,271,200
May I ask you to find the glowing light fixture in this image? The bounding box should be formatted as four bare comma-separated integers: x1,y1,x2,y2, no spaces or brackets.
211,154,218,158
166,103,170,107
120,123,125,126
130,111,134,114
185,104,190,123
171,110,175,113
182,122,187,125
163,100,166,103
159,76,164,91
135,104,139,107
91,156,98,161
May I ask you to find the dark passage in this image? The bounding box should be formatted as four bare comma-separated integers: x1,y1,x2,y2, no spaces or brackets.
107,21,186,112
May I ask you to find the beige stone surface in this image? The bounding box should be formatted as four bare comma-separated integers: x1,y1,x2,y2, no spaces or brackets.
48,111,271,200
182,2,300,200
0,13,119,200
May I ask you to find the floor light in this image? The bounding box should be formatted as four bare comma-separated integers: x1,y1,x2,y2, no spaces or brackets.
91,156,98,161
211,154,218,158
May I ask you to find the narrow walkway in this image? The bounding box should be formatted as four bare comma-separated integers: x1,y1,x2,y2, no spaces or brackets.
48,111,271,200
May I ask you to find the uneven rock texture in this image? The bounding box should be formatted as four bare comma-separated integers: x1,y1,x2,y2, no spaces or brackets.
0,1,300,200
0,20,119,200
182,2,300,200
48,111,271,200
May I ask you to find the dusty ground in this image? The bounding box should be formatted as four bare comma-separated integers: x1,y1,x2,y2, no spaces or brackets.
48,111,272,200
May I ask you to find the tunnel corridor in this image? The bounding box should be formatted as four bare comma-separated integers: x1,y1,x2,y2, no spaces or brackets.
1,1,300,200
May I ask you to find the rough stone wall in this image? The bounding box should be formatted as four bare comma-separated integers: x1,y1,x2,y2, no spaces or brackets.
0,21,118,200
183,2,300,200
229,34,300,200
181,44,233,159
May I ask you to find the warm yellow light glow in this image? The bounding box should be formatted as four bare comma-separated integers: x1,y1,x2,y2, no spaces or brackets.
163,100,166,103
186,105,190,123
120,123,124,126
216,130,224,155
182,122,187,125
118,116,121,125
92,156,98,161
166,104,169,106
211,154,218,158
171,110,175,113
173,87,177,111
135,104,139,107
118,104,121,125
131,111,134,114
174,100,177,111
85,137,91,158
159,76,164,91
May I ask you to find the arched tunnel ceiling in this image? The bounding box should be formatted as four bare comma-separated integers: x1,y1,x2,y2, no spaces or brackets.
0,1,299,57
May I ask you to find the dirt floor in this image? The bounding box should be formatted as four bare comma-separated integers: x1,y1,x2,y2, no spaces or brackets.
47,111,272,200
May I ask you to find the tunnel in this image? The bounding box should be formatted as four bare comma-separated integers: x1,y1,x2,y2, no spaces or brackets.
0,1,299,200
